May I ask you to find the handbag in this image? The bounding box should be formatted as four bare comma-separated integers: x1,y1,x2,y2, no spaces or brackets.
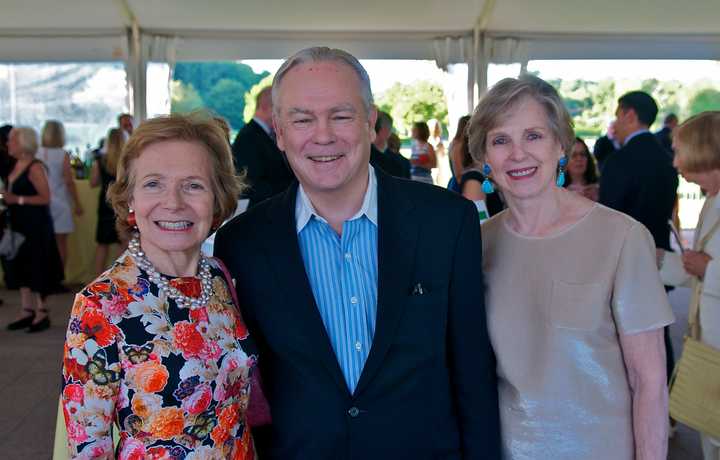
214,257,273,427
669,204,720,439
0,213,25,260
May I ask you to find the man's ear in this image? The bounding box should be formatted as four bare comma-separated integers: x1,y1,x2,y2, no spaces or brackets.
368,106,378,143
272,115,285,151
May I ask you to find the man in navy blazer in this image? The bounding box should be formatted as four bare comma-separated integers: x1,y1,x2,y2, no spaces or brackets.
215,46,500,460
231,87,295,208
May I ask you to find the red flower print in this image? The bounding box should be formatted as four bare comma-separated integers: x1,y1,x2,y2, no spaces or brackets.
146,446,172,460
66,420,89,445
119,437,146,460
172,321,205,359
181,383,213,415
169,277,201,298
63,383,84,404
80,309,121,347
63,345,89,382
234,317,249,340
189,307,209,324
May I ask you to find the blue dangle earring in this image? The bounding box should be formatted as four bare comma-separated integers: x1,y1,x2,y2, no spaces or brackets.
556,156,568,187
482,163,495,194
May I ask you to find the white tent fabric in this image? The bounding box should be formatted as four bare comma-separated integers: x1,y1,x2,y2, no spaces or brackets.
2,0,719,118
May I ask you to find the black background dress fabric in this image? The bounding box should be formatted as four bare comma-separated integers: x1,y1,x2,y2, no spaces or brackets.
96,158,120,244
4,160,63,296
460,169,505,217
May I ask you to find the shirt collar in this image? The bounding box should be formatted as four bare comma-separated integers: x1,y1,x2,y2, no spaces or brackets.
295,165,378,233
623,128,650,146
253,117,272,135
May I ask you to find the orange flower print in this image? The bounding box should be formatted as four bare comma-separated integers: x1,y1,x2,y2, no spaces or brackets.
232,426,254,460
80,309,121,347
130,361,169,393
173,321,205,359
149,407,184,440
211,403,240,445
131,392,163,419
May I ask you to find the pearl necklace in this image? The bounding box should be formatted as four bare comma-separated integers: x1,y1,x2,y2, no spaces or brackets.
127,235,214,309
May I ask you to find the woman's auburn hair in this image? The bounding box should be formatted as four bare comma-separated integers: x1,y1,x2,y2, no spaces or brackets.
107,112,245,239
674,111,720,173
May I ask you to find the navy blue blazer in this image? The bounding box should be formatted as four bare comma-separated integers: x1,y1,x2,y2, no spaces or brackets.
214,169,501,460
599,132,678,251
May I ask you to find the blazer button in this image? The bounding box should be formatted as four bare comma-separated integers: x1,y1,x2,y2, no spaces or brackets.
348,407,360,418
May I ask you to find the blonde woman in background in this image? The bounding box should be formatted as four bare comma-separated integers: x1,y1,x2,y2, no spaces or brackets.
38,120,84,268
90,128,124,274
659,111,720,460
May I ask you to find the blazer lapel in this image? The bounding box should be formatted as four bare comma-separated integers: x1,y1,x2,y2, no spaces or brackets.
259,185,349,394
354,172,419,396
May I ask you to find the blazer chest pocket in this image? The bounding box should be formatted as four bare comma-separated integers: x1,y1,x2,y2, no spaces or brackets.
549,280,605,331
396,285,448,350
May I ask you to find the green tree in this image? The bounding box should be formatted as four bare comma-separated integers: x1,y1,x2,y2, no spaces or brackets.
688,88,720,116
243,74,274,123
171,62,268,130
173,62,267,98
170,81,204,114
205,79,247,130
375,80,448,136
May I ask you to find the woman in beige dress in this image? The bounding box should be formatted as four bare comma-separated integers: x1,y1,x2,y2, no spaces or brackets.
467,75,674,460
659,111,720,460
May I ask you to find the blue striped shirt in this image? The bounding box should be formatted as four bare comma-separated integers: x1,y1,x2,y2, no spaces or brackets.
296,167,379,394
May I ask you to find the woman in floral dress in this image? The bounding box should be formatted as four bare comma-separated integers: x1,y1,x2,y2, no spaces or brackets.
61,114,256,459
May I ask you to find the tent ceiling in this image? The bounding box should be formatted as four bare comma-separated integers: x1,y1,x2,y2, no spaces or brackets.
1,0,719,61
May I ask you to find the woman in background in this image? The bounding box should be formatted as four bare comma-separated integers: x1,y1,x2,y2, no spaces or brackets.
459,124,504,218
409,121,437,184
565,136,599,201
38,120,84,268
90,128,124,275
4,127,64,332
658,111,720,460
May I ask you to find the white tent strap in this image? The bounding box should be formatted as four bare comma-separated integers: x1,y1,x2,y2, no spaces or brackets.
125,33,178,121
433,36,472,71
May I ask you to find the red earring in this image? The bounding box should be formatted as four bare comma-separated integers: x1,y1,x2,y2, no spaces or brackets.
127,209,137,229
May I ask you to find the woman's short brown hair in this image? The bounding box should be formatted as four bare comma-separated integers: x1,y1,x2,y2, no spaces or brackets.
467,75,574,163
673,111,720,173
108,112,244,238
41,120,65,148
413,121,430,142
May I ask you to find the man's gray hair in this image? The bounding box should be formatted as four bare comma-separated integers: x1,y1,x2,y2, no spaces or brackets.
272,47,374,117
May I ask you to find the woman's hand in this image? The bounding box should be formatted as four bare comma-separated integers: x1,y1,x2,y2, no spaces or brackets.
74,202,84,216
682,250,712,279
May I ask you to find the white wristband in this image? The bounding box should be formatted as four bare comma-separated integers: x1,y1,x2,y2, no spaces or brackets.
18,196,24,206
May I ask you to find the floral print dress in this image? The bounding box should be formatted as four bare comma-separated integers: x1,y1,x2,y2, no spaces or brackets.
61,252,257,460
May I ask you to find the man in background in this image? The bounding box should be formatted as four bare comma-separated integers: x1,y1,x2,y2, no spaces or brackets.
231,86,295,208
599,90,679,383
371,110,410,178
593,121,619,172
655,112,678,157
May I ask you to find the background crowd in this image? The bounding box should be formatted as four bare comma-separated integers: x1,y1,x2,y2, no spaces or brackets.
0,46,717,459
